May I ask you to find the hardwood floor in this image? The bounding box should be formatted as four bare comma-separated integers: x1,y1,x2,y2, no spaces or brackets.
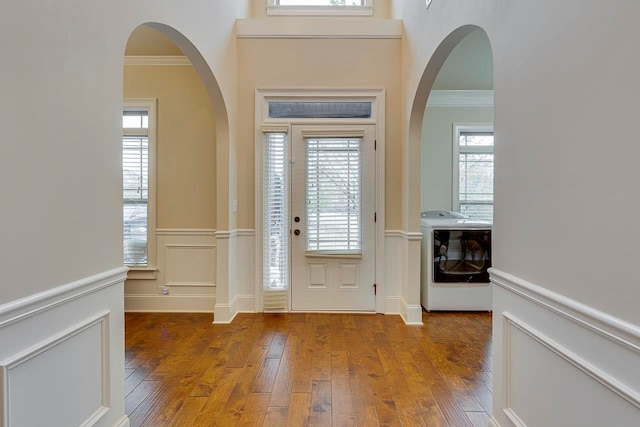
125,311,492,426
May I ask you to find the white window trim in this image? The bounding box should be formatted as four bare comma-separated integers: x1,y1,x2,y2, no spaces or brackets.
255,89,385,313
123,98,158,280
267,0,373,16
452,122,494,217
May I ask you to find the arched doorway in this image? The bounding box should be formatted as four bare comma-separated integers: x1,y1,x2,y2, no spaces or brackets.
408,25,495,424
121,24,230,318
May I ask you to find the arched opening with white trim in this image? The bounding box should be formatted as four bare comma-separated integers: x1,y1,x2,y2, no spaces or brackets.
122,23,230,319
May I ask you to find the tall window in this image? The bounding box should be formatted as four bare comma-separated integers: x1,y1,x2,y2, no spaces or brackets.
123,100,156,267
454,124,494,222
263,132,289,291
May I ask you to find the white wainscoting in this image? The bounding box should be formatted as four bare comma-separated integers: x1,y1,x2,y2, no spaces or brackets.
490,268,640,427
213,230,236,324
125,229,216,313
385,230,423,325
0,267,128,427
235,230,256,313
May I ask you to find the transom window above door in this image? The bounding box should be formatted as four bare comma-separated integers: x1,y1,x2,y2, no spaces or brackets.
267,0,372,16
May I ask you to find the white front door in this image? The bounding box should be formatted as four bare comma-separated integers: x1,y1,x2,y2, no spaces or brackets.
290,125,376,311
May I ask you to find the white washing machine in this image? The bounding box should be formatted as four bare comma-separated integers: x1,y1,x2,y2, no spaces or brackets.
420,210,493,311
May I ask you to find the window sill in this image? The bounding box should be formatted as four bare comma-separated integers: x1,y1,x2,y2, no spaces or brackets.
236,18,402,39
305,252,362,259
267,5,373,17
126,267,158,280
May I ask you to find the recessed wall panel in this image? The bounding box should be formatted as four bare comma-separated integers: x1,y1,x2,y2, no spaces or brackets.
340,263,359,288
2,316,108,427
308,263,327,288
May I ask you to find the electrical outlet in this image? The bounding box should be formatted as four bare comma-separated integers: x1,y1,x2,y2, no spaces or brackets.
158,286,170,295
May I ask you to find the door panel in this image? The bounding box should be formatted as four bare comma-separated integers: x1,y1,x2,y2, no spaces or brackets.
290,125,376,311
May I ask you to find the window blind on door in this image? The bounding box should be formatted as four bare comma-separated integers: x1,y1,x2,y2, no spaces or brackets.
263,133,289,307
305,137,362,254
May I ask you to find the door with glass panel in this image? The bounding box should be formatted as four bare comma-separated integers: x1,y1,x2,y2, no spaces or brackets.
290,125,376,311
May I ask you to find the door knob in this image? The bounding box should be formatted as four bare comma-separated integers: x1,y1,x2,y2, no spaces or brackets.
294,216,300,223
294,229,300,236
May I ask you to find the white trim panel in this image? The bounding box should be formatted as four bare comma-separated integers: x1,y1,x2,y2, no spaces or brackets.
124,295,215,313
0,267,127,328
236,18,401,39
213,230,239,324
491,268,640,427
236,230,256,313
1,313,110,426
0,268,128,427
125,229,217,313
156,228,216,236
385,230,423,325
124,56,192,66
427,90,494,108
491,268,640,352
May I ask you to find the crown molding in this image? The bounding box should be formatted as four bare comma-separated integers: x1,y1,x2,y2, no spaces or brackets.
124,55,191,66
236,18,402,39
427,90,494,107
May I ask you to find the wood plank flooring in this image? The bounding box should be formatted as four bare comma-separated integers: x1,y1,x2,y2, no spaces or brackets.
125,311,492,426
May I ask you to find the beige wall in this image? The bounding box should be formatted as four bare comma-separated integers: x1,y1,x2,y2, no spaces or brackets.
421,106,493,212
237,37,402,229
123,65,217,229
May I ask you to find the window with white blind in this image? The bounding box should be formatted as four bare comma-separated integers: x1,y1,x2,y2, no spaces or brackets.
263,132,289,291
453,124,494,222
123,99,156,269
306,137,362,254
274,0,366,4
267,0,372,16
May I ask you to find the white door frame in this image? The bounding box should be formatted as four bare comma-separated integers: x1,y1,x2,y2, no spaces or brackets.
254,89,386,313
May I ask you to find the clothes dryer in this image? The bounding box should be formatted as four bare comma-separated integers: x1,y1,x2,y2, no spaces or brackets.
420,211,492,311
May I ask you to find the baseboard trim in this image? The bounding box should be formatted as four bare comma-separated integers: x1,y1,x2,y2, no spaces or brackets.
237,295,256,313
405,304,424,325
213,296,239,324
115,415,131,427
490,268,640,353
124,295,215,313
0,267,128,328
384,296,401,314
503,408,526,427
398,297,423,325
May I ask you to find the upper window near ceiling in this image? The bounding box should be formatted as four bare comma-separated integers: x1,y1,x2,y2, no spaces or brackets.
267,0,372,16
